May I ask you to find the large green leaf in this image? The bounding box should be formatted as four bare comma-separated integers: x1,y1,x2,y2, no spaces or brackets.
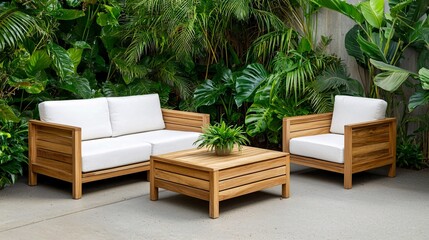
0,7,36,51
26,50,51,76
345,25,366,64
235,63,268,107
50,9,85,20
8,75,46,94
59,76,93,99
47,42,74,79
409,89,429,111
371,59,412,92
245,103,270,137
418,68,429,90
311,0,364,23
360,0,384,29
193,80,224,107
0,102,19,122
357,34,386,62
67,48,83,73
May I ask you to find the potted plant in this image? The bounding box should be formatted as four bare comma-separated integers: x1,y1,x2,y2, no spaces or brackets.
194,121,250,156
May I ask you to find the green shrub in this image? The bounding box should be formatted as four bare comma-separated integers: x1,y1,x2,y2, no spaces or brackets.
396,136,427,170
0,120,28,189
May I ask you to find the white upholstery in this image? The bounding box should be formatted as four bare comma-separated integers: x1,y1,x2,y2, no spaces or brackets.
330,95,387,134
81,137,152,172
107,94,165,137
290,134,344,163
39,98,112,140
118,130,201,155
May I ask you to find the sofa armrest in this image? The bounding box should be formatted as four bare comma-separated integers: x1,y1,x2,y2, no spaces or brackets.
344,118,396,165
282,113,333,152
161,109,210,133
28,120,82,185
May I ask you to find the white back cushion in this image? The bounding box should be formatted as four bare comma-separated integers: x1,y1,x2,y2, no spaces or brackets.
107,94,165,137
330,95,387,134
39,98,112,140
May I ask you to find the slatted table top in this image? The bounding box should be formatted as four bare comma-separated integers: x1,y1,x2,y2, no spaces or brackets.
151,146,288,171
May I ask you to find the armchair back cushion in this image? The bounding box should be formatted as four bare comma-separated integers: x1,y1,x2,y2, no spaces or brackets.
107,94,165,137
330,95,387,134
39,98,112,140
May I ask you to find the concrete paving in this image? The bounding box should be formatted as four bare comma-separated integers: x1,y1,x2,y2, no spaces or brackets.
1,167,428,240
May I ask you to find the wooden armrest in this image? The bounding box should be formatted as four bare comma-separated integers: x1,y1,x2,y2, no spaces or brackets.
29,120,81,132
161,109,210,133
282,113,333,152
344,118,396,164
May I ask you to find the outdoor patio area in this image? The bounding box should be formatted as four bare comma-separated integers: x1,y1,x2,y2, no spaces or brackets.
1,166,428,239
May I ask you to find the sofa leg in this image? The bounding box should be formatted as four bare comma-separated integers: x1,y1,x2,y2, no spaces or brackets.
388,161,396,178
72,182,82,199
28,170,37,186
344,173,352,189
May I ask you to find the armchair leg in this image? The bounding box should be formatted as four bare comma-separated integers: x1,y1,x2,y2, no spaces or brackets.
72,181,82,199
344,173,352,189
388,161,396,178
28,170,37,186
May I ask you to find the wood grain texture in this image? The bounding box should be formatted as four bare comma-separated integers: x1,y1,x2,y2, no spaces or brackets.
162,109,210,133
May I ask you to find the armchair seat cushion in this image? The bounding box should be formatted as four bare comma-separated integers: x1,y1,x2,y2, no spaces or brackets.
82,138,152,172
119,130,201,155
289,134,344,164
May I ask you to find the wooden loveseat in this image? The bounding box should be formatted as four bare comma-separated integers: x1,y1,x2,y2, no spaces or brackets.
28,94,209,199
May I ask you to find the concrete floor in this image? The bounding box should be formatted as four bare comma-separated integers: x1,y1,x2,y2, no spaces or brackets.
1,167,428,240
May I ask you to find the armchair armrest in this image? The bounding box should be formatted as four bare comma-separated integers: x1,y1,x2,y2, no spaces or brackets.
344,118,396,166
282,113,333,152
161,109,210,133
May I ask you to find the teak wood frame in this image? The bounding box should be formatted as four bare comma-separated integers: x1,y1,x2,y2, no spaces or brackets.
282,113,396,189
28,109,210,199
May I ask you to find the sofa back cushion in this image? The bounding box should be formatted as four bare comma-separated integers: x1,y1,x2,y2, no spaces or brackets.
330,95,387,134
107,94,165,137
39,98,112,140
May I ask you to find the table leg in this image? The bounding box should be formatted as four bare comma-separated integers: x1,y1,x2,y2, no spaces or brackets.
209,171,219,219
150,159,158,201
282,155,290,198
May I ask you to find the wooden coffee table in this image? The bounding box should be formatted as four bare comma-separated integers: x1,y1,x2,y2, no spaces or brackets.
150,146,290,218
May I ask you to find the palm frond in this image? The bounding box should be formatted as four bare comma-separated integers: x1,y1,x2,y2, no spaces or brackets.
0,7,36,51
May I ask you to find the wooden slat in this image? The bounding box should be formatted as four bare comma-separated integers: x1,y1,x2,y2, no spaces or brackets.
36,126,73,138
163,116,203,127
154,162,209,180
291,155,344,173
37,149,72,164
290,119,332,132
36,131,72,145
36,157,72,173
30,120,80,132
219,166,286,191
82,162,149,180
290,128,331,139
36,140,73,154
352,158,395,173
164,123,203,133
219,158,286,180
32,164,72,182
155,179,209,201
155,170,209,190
219,176,286,201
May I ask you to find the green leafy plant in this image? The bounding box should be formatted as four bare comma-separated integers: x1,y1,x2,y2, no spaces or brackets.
396,136,427,170
0,119,28,189
194,121,250,156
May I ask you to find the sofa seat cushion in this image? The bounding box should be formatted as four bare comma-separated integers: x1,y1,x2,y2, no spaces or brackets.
290,134,344,164
39,98,112,140
118,130,201,155
330,95,387,134
107,94,165,137
81,137,152,172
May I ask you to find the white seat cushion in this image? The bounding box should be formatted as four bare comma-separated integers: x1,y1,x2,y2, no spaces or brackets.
107,94,165,137
81,137,152,172
330,95,387,134
290,134,344,164
39,98,112,140
118,130,201,155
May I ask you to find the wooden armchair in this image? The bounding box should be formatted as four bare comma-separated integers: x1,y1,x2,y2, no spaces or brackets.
282,96,396,189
